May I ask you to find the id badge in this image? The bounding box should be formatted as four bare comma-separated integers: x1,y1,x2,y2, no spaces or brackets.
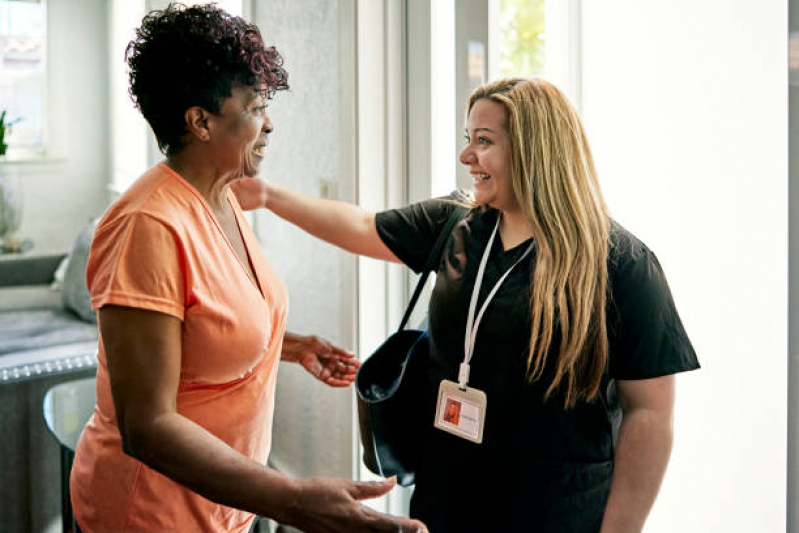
434,379,487,444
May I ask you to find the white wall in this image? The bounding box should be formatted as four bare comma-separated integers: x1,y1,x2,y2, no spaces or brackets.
581,2,787,531
20,0,109,252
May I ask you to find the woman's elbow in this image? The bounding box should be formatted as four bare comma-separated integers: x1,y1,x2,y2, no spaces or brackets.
117,415,158,461
623,406,675,452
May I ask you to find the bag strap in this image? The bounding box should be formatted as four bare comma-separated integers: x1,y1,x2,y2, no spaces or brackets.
397,206,468,332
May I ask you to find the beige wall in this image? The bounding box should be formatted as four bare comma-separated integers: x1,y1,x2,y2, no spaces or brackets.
253,0,357,480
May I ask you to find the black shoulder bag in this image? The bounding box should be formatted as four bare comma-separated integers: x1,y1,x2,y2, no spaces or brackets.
355,207,466,487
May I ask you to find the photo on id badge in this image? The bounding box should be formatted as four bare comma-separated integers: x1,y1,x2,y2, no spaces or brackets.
435,381,486,443
443,398,461,425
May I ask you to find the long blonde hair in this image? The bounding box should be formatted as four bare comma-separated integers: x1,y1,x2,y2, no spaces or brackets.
467,78,610,407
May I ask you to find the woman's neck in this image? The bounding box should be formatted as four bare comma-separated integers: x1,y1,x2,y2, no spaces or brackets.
165,152,230,211
497,207,533,251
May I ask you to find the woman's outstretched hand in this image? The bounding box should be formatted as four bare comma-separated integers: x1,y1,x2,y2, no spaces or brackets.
281,332,360,387
281,476,427,533
230,177,269,211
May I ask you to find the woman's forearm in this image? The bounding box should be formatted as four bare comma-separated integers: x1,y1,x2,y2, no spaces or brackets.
125,410,301,523
264,183,399,262
600,408,673,533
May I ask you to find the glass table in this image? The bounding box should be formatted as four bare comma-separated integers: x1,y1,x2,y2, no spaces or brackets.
42,377,95,533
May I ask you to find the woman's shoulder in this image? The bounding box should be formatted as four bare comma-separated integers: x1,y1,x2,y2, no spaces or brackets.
607,219,654,275
374,189,474,273
97,165,200,236
420,188,474,218
383,189,473,230
607,220,675,304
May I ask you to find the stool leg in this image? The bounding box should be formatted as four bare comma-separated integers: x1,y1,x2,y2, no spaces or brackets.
60,447,75,533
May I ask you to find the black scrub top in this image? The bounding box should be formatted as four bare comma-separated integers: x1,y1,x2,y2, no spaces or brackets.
375,196,699,533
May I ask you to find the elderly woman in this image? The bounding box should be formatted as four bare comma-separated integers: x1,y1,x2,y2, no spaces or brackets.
233,77,700,532
69,5,426,533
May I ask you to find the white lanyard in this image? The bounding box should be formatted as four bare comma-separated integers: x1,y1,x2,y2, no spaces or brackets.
459,214,534,389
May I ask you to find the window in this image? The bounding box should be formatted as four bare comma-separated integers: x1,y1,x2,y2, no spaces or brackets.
490,0,581,109
0,0,46,154
497,0,545,77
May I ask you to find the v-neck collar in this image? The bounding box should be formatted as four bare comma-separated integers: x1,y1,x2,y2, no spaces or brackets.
159,163,265,299
483,209,534,256
227,194,264,296
498,234,535,255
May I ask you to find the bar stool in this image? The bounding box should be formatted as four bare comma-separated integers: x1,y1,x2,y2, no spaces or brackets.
43,377,96,533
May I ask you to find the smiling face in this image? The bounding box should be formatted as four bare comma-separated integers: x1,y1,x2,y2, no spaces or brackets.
459,98,519,213
208,85,272,177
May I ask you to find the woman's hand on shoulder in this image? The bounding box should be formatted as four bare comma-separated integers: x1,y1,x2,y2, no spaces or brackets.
281,476,427,533
230,177,269,211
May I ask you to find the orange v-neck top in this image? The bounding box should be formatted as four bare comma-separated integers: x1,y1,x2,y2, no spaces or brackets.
70,163,288,533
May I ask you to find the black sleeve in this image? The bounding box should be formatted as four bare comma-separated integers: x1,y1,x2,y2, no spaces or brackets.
608,248,700,380
374,195,461,273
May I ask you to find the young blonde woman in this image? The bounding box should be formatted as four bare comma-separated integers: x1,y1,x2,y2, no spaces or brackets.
234,78,699,532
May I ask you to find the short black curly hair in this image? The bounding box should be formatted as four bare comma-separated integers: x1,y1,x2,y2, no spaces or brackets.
125,3,289,154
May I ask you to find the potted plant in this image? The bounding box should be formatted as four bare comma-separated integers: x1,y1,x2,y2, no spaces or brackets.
0,110,26,251
0,110,21,156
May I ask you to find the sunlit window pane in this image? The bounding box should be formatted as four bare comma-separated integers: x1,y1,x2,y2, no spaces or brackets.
0,0,45,152
498,0,545,77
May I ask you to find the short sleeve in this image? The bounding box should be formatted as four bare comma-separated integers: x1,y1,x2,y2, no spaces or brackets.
608,249,699,379
87,213,186,320
375,193,464,273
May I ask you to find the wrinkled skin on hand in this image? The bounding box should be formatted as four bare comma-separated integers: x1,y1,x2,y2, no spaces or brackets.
283,476,428,533
281,332,360,387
